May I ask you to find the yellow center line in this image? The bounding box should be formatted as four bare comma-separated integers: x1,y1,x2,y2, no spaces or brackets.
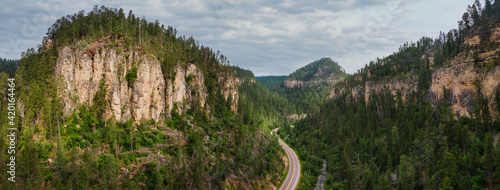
284,141,295,190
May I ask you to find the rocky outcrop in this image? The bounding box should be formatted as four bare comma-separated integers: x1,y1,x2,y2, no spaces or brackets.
284,80,305,88
328,51,500,119
56,44,238,123
328,78,417,104
166,64,208,114
284,78,341,88
219,73,239,112
287,114,307,122
429,58,500,118
56,46,165,122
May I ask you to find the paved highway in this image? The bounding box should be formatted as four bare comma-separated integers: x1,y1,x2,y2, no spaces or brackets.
272,128,301,190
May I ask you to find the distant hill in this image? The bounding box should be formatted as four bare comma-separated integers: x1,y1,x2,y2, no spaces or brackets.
284,57,346,88
255,58,346,114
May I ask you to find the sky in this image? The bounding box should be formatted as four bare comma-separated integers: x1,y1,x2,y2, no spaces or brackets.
0,0,474,76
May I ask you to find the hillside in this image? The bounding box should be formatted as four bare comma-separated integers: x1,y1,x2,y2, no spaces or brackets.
233,67,292,126
284,57,346,88
0,6,285,190
255,76,287,92
256,58,346,114
280,1,500,189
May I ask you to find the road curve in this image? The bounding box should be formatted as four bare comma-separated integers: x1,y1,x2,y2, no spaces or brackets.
273,129,301,190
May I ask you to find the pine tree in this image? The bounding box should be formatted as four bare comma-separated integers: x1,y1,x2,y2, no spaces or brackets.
495,0,500,17
472,5,481,27
484,133,494,189
485,0,493,16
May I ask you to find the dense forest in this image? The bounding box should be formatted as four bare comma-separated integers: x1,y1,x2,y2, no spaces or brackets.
0,58,18,78
0,6,287,190
256,76,287,92
257,58,346,114
279,0,500,189
235,69,293,125
282,88,500,189
287,58,346,82
1,0,500,189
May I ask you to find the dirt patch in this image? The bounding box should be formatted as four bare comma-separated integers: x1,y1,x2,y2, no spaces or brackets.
84,42,104,59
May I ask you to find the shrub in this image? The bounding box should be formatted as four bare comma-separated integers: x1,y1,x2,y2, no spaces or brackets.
125,66,138,84
186,74,195,85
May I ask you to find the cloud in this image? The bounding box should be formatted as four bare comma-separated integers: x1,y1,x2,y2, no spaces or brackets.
0,0,473,76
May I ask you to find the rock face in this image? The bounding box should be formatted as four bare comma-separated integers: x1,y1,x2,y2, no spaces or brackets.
56,45,238,122
287,114,307,122
284,80,305,88
166,64,208,114
219,73,239,112
284,78,341,88
429,59,500,118
328,51,500,119
328,78,417,104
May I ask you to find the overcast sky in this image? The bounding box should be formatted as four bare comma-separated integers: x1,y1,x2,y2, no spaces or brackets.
0,0,474,76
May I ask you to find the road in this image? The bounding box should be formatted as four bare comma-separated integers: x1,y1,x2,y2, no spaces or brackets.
272,129,301,190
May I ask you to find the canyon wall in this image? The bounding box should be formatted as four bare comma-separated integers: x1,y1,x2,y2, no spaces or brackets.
55,45,238,123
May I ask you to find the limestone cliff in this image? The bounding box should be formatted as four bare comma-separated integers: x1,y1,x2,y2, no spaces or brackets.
55,44,238,123
328,77,417,103
427,26,500,118
328,49,499,119
429,53,500,118
284,78,341,88
218,73,239,111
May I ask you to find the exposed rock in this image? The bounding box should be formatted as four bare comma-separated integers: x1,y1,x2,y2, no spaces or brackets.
283,80,305,88
287,114,307,122
328,77,417,104
169,63,209,113
56,44,238,123
328,49,500,119
56,46,166,122
218,73,239,112
284,78,340,88
430,61,500,118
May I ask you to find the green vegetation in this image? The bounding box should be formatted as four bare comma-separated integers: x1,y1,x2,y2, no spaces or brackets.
288,57,346,81
281,86,500,189
0,6,286,189
256,76,287,92
257,58,346,114
340,0,500,88
277,1,500,189
231,66,255,80
0,58,19,77
125,65,138,84
1,0,500,189
44,5,233,79
278,84,332,114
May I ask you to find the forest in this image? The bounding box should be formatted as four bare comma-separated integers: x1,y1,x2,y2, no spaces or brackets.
0,58,18,78
0,6,287,190
257,58,346,114
278,0,500,189
1,0,500,189
287,58,346,82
